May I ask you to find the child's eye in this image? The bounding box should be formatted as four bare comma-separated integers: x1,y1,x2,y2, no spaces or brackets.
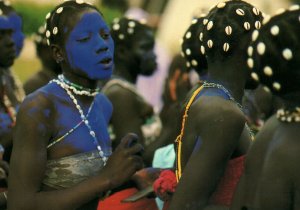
77,36,90,42
100,30,110,40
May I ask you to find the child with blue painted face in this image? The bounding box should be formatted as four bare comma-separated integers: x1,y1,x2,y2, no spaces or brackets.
0,7,15,207
0,1,25,164
8,1,143,210
0,0,25,57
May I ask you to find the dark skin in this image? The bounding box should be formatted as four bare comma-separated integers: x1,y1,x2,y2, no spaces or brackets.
23,41,62,95
168,41,252,210
0,26,17,209
0,28,17,153
106,27,175,165
231,102,300,210
106,28,156,148
7,9,143,210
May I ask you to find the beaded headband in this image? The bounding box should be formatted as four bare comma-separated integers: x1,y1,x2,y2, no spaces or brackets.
201,0,262,55
247,5,300,93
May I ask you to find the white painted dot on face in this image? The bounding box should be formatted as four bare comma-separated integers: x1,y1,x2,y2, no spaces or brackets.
252,30,259,41
263,86,270,93
282,48,293,60
191,59,198,66
253,7,260,16
217,2,226,9
191,19,198,24
186,62,191,68
257,42,266,55
289,4,300,11
38,26,46,34
46,30,51,38
76,0,84,4
223,43,230,52
46,12,51,20
255,21,261,29
112,24,120,31
199,32,203,41
118,34,125,40
186,49,191,55
247,58,254,68
270,25,280,36
53,27,58,35
244,22,251,30
203,19,208,25
47,39,50,46
236,8,245,16
207,40,213,48
251,72,259,81
273,82,281,91
200,45,205,55
247,46,253,56
128,21,136,28
263,66,273,76
127,28,134,34
207,21,213,30
225,26,232,35
56,7,63,14
185,31,192,39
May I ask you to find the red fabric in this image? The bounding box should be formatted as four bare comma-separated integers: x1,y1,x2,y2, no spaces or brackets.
162,201,170,210
209,155,246,206
97,188,158,210
153,170,177,197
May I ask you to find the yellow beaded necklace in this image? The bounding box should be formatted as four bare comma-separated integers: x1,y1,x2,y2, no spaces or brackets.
175,82,254,182
175,84,204,182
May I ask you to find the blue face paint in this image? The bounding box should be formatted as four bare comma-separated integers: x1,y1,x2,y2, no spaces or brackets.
0,15,12,29
8,13,24,57
65,12,114,80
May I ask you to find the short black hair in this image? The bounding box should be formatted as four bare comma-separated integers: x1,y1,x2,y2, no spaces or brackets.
249,6,300,99
45,0,101,46
181,16,208,76
202,0,263,62
110,17,152,49
0,0,15,15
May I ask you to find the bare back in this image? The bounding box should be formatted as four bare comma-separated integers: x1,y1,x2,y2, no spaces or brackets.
231,115,300,210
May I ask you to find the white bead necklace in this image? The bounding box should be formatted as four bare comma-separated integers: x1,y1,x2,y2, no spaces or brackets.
51,79,108,164
57,74,100,97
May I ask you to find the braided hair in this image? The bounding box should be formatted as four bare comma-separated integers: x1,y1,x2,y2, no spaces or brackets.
0,0,14,15
110,17,152,49
201,0,263,62
248,5,300,100
44,0,101,47
181,16,208,76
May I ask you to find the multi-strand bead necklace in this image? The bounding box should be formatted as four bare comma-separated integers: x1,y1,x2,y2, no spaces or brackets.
50,75,108,164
